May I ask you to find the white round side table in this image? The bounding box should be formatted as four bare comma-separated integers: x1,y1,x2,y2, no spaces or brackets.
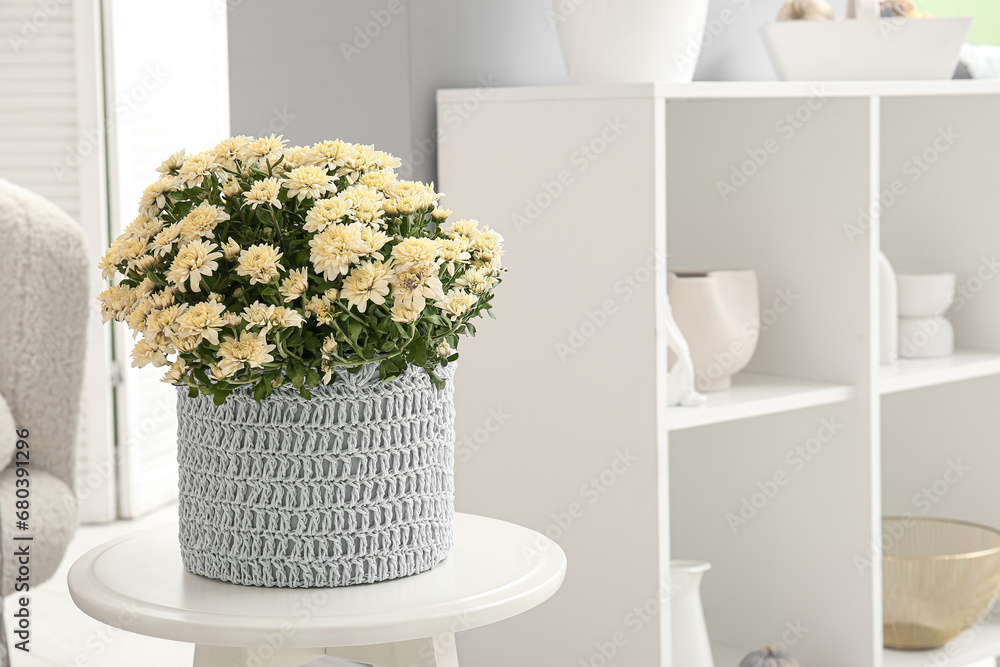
68,513,566,667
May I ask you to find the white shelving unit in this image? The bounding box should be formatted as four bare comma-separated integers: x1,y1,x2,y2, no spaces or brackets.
437,80,1000,667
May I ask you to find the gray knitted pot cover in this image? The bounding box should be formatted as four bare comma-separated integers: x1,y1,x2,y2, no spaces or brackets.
175,363,456,588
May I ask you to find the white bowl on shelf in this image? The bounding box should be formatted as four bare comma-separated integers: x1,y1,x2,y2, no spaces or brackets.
761,16,972,81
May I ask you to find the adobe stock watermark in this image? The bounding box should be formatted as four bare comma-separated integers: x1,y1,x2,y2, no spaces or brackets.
53,66,168,181
339,0,406,63
843,126,960,244
6,0,70,52
726,416,844,534
455,406,511,463
673,0,751,75
521,449,638,564
854,459,970,574
717,85,830,202
512,116,628,233
399,75,500,178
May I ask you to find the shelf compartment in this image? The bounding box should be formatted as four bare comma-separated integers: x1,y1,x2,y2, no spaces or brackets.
879,349,1000,395
667,372,855,432
884,620,1000,667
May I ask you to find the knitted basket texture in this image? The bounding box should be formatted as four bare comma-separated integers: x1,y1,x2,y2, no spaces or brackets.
175,363,456,588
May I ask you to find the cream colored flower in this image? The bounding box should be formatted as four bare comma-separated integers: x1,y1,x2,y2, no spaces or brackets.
221,238,241,260
310,139,355,171
126,300,154,334
135,278,157,298
131,338,168,368
173,335,202,353
115,237,148,269
305,295,333,322
456,266,491,294
358,169,397,192
98,247,121,280
273,306,305,329
390,300,421,324
309,223,366,279
341,260,392,313
156,149,186,175
167,240,223,293
435,238,471,275
216,331,275,377
178,151,218,188
138,177,175,217
179,202,230,241
97,285,137,323
222,311,243,327
281,165,335,201
471,226,504,262
208,292,224,302
324,288,339,301
177,300,227,345
436,288,477,320
278,268,308,302
221,178,243,197
443,218,480,239
149,286,176,309
210,363,235,380
390,269,444,311
145,303,188,339
162,358,187,384
212,136,252,169
431,207,452,221
360,227,390,258
243,177,282,209
303,197,350,233
279,145,317,171
348,145,401,172
242,301,277,330
391,237,440,273
152,224,182,257
243,134,288,168
133,255,157,273
437,341,453,357
237,244,283,285
321,335,338,355
123,213,162,241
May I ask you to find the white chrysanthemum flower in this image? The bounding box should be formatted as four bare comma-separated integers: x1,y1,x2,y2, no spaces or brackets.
133,255,157,273
242,302,278,330
358,169,397,193
435,238,471,276
278,267,308,302
273,306,305,329
431,207,452,221
281,165,336,201
138,176,175,217
309,223,366,279
153,223,181,257
126,300,154,334
342,184,384,223
360,227,391,258
162,358,187,384
341,260,393,313
178,151,218,188
179,202,230,241
391,269,444,311
472,226,504,262
123,213,162,240
131,338,168,368
279,145,318,172
216,331,275,377
321,335,338,355
305,295,333,322
156,149,186,175
391,237,440,273
149,287,176,309
443,218,480,239
221,178,243,197
311,139,356,171
304,197,351,233
145,303,188,339
212,136,252,169
436,287,478,320
222,311,243,327
177,300,227,345
167,240,223,292
98,246,121,279
236,244,283,285
324,288,339,301
244,177,282,209
243,134,288,168
456,266,491,294
221,238,241,260
390,300,421,324
97,285,137,323
437,341,453,358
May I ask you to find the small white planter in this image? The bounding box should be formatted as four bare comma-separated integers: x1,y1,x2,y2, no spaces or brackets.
552,0,710,84
896,273,956,318
671,560,715,667
761,16,971,81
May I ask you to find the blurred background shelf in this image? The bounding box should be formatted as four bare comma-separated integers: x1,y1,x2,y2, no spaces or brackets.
880,349,1000,395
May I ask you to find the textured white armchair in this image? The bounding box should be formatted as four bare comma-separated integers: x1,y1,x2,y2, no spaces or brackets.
0,179,89,601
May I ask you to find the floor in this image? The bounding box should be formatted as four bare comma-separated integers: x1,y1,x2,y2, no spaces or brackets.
4,504,354,667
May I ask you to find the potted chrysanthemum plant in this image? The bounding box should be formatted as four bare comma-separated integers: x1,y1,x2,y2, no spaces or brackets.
98,135,503,588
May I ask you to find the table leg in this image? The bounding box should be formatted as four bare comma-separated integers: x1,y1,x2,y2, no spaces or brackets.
327,634,460,667
193,644,327,667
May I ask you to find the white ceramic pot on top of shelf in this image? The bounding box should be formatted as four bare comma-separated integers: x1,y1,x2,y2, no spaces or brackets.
552,0,710,84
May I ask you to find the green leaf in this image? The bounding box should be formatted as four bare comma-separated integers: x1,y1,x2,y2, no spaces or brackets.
299,386,312,400
188,387,199,398
348,319,362,342
252,381,268,402
410,334,427,366
212,390,230,406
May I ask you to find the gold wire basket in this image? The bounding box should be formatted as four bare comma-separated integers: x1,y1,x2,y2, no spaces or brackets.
883,517,1000,650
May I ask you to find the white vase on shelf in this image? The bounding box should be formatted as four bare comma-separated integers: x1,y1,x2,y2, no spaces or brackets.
552,0,710,84
668,270,760,392
671,560,715,667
